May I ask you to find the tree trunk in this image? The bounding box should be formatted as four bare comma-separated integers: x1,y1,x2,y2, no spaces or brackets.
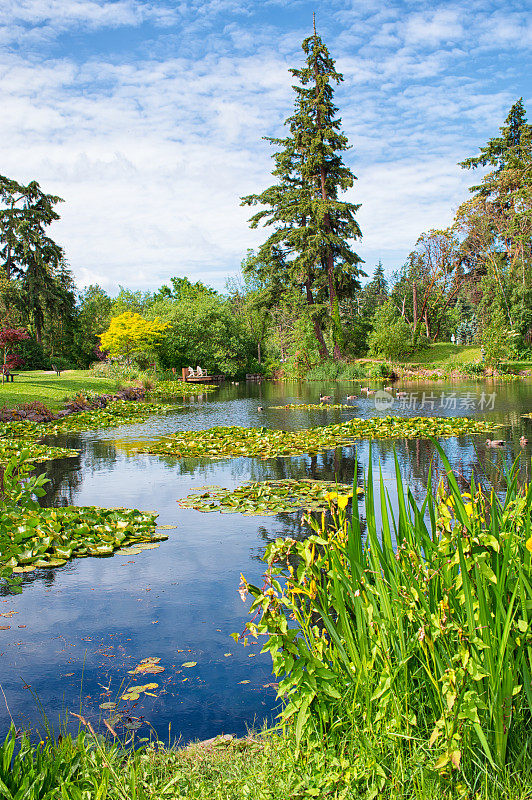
305,279,329,359
257,341,261,364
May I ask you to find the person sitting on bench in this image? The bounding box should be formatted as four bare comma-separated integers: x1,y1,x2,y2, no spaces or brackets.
1,366,14,382
52,363,61,376
195,366,204,377
187,366,195,378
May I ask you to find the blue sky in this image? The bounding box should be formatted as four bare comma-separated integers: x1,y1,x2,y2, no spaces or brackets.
1,0,530,293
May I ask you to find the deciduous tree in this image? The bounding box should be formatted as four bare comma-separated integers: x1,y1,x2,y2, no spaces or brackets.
100,312,168,364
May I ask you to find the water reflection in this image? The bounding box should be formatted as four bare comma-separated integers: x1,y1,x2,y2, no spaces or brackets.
1,379,531,743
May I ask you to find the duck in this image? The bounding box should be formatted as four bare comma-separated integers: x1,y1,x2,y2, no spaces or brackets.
520,436,528,447
360,387,370,393
366,389,376,396
396,390,408,398
257,406,263,412
319,394,332,402
383,386,393,392
346,394,357,401
486,439,505,448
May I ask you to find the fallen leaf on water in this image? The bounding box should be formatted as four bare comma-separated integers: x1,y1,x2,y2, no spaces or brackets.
121,691,140,701
182,661,197,668
224,653,232,657
0,626,10,631
128,657,164,675
238,680,250,684
99,702,117,710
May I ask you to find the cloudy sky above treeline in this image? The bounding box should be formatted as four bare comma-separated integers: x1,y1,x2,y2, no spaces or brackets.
1,0,531,293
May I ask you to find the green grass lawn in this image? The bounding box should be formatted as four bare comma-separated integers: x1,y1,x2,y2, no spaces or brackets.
0,370,122,410
405,342,482,367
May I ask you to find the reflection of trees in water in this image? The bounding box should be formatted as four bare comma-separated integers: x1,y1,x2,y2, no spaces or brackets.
36,434,118,507
0,566,58,596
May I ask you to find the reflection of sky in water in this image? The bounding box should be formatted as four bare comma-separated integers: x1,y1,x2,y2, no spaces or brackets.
1,379,531,743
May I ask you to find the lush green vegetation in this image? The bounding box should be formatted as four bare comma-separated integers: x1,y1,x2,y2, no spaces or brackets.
238,447,532,797
138,416,500,460
4,450,532,798
178,479,356,515
1,64,530,380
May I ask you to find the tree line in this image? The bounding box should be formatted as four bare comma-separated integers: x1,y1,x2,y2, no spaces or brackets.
0,26,530,375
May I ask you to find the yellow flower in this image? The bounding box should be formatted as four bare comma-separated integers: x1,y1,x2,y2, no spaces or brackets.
337,495,350,511
526,536,532,554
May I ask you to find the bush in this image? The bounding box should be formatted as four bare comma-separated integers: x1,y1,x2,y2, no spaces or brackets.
479,308,518,367
368,301,412,361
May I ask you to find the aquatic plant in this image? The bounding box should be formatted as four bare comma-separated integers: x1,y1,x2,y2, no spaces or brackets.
0,400,174,464
149,380,218,399
178,479,357,515
1,505,165,573
138,416,501,461
0,451,165,577
0,437,78,465
240,445,532,780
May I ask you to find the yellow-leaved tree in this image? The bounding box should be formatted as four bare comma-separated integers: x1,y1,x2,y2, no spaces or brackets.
100,312,168,364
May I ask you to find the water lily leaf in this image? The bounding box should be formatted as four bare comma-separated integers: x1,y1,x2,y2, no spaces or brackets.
137,417,501,461
121,691,140,701
99,702,117,710
124,720,142,731
177,479,357,516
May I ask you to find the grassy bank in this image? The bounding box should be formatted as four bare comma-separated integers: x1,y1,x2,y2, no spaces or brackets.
0,370,120,410
298,343,532,381
4,723,532,800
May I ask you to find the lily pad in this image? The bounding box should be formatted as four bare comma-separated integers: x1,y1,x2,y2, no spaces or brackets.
178,479,357,515
137,416,501,461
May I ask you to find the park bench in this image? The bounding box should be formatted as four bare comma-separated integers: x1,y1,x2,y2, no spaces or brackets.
0,367,14,382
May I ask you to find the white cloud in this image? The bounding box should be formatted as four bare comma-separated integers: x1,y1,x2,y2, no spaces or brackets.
0,0,530,291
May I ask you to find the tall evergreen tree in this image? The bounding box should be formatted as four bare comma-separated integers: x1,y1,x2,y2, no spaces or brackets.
0,175,66,342
456,100,532,336
242,21,364,359
459,98,532,197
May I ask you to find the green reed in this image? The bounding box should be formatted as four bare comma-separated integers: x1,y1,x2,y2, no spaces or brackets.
242,444,532,786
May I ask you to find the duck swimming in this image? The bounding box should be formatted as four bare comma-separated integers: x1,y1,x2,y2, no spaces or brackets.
486,439,505,448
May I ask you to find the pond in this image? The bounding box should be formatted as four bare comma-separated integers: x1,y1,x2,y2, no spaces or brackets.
1,378,531,744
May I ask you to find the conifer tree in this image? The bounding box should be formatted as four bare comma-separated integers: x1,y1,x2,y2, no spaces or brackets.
242,20,364,359
459,98,532,197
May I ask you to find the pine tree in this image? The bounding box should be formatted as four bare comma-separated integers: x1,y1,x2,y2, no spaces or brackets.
0,175,66,342
459,99,532,196
242,21,364,359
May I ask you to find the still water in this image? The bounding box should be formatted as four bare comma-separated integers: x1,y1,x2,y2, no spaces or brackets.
1,379,531,743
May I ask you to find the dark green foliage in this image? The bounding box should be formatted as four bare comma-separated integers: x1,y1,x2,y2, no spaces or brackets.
242,27,364,360
150,293,256,376
460,98,532,196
